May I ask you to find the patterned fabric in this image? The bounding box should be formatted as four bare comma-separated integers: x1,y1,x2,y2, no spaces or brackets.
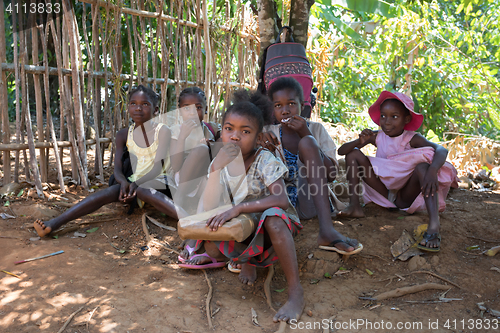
264,63,312,88
194,149,302,267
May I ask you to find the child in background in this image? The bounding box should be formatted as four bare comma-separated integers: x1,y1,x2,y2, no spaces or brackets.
180,90,304,323
338,91,458,252
169,87,221,207
261,77,362,255
34,85,179,236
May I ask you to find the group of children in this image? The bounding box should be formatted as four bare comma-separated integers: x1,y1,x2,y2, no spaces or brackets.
33,78,458,324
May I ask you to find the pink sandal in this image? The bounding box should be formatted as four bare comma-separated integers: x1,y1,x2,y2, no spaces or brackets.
178,244,195,263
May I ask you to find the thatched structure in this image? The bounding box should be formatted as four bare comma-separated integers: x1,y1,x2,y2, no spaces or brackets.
0,0,259,196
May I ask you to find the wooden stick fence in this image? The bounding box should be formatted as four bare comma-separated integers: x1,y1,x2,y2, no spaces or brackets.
0,0,259,195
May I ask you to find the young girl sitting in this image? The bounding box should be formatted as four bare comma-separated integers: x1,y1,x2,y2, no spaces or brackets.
34,85,179,236
260,77,362,255
338,91,459,252
180,90,304,323
169,87,221,209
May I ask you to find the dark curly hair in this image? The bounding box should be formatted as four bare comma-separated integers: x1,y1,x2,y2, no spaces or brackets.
267,77,304,104
222,90,272,133
128,85,160,107
178,86,207,108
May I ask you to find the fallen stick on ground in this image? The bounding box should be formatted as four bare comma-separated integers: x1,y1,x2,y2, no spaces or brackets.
57,306,84,333
411,271,461,289
78,217,121,225
466,235,500,243
1,270,21,278
141,214,151,242
366,283,452,301
86,306,99,331
0,236,21,239
146,214,176,231
264,264,276,312
203,270,213,329
377,271,461,289
149,239,181,256
359,253,391,263
15,250,64,264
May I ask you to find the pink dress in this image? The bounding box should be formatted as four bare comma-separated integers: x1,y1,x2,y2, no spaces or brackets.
363,131,459,213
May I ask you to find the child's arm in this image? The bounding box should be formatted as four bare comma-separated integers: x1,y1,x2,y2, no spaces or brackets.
409,134,448,197
126,126,172,198
200,143,240,211
206,178,289,231
113,128,131,201
170,120,199,172
338,129,378,155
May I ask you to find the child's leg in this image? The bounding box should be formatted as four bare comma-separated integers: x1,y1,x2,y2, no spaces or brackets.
174,145,211,201
340,149,388,217
136,187,179,219
264,216,304,323
395,162,440,249
34,184,121,236
297,136,359,252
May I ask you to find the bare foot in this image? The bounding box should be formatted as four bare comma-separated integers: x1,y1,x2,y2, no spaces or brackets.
273,286,304,323
337,205,365,218
33,220,52,237
184,253,224,266
238,262,257,285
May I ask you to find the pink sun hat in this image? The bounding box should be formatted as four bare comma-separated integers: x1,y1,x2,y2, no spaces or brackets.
368,91,424,131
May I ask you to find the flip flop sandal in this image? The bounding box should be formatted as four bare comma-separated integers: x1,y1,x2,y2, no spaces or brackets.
227,262,241,273
319,238,364,255
178,253,227,269
416,232,441,252
178,244,196,263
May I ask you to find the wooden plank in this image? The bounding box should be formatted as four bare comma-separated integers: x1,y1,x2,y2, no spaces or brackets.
0,1,11,183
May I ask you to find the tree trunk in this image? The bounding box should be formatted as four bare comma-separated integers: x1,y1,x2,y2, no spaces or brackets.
289,0,315,48
257,0,278,59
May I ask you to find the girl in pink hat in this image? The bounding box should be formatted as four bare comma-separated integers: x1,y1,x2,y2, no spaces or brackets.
338,91,458,252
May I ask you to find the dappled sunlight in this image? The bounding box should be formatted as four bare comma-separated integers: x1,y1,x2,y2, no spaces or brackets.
0,275,24,286
47,292,88,308
0,289,22,306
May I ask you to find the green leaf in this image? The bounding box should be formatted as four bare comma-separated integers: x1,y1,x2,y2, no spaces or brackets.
17,189,24,197
4,201,10,207
317,0,396,18
339,267,347,270
118,250,126,254
86,227,99,233
324,272,332,279
53,235,59,239
274,288,286,293
466,245,480,251
365,269,374,276
488,108,500,130
397,216,405,220
329,16,368,46
310,279,320,284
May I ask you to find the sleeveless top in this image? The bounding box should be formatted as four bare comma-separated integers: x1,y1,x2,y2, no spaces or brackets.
126,123,170,183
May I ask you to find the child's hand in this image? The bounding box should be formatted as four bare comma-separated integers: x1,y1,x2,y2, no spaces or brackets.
359,129,376,146
258,132,279,152
179,119,198,140
211,143,240,171
126,182,139,200
284,115,311,138
421,168,439,198
118,182,130,202
206,206,240,231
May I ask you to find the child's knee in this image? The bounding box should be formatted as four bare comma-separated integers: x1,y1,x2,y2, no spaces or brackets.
345,149,364,162
298,135,319,151
264,216,286,233
415,162,430,175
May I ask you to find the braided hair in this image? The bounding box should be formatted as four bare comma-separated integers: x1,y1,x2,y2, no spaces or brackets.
267,77,304,104
128,85,160,107
222,90,272,133
178,87,207,108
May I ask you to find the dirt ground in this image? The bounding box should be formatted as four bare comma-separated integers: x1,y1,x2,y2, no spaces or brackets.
1,177,499,333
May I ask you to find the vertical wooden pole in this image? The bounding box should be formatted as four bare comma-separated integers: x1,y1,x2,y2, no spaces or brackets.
12,1,20,183
40,24,66,193
203,0,212,117
63,0,89,189
0,1,11,184
31,15,48,182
